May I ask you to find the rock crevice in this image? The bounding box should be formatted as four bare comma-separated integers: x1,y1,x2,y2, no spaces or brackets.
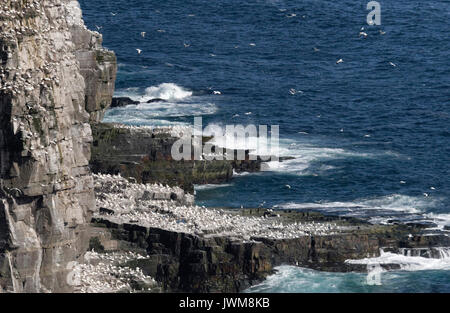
0,0,116,292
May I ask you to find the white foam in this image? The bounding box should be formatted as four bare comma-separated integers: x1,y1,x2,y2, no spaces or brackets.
346,248,450,271
424,213,450,230
277,194,434,215
260,138,371,174
105,84,217,126
194,184,233,191
141,83,192,102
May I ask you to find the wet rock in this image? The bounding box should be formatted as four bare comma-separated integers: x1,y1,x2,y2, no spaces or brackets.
147,98,167,103
111,97,140,108
90,214,450,292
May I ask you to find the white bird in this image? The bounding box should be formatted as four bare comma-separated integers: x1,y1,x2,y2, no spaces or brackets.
379,30,386,35
336,58,344,64
183,42,190,48
359,32,368,38
285,185,291,189
423,193,429,197
244,112,252,115
232,114,239,118
389,62,397,67
313,47,320,52
213,90,221,95
136,49,142,54
249,43,256,46
95,25,102,31
141,32,146,38
400,181,406,184
110,12,117,16
430,187,436,190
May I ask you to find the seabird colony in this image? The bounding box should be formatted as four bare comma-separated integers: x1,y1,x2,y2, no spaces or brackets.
93,174,343,240
71,251,157,293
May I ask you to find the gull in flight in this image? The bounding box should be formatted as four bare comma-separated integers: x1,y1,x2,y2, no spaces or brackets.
359,31,368,38
183,42,191,48
95,25,102,31
285,185,292,189
141,32,146,38
336,58,344,64
313,47,320,52
213,90,221,95
389,62,397,67
136,49,142,54
379,30,386,35
110,12,117,16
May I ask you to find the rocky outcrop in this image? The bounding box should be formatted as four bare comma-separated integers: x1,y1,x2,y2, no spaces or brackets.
90,123,268,192
0,0,116,292
90,123,234,192
69,4,117,123
90,210,450,292
111,97,139,108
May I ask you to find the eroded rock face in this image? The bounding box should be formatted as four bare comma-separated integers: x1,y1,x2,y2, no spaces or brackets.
0,0,116,292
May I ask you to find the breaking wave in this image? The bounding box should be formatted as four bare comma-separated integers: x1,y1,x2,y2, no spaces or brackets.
346,248,450,271
276,194,437,216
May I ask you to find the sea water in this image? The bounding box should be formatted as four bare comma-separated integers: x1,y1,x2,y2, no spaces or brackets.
79,0,450,292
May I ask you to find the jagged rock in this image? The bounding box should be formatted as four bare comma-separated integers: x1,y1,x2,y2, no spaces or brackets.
146,98,166,103
90,123,234,192
69,1,117,122
111,97,139,108
90,214,450,292
0,0,116,292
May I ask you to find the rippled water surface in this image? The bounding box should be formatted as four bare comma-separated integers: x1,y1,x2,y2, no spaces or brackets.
79,0,450,292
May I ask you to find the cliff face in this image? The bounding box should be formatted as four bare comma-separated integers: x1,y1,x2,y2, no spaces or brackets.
0,0,116,292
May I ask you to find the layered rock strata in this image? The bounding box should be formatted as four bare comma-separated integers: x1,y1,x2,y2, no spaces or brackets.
88,175,450,292
90,123,265,192
0,0,116,292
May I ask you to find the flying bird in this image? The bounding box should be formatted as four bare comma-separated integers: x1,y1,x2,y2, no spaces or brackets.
336,59,344,64
136,49,142,54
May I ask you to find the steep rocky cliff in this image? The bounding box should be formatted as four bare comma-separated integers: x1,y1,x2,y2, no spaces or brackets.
0,0,116,292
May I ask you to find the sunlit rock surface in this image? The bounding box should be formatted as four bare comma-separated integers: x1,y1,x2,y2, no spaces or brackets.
0,0,116,292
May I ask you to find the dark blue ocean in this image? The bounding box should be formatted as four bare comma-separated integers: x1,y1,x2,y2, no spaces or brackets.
79,0,450,292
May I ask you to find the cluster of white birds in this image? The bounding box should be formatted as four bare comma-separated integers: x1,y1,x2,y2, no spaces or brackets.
72,251,157,293
111,123,192,139
0,0,42,20
93,174,343,240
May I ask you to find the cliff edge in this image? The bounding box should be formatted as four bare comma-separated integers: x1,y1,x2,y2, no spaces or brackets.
0,0,116,292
